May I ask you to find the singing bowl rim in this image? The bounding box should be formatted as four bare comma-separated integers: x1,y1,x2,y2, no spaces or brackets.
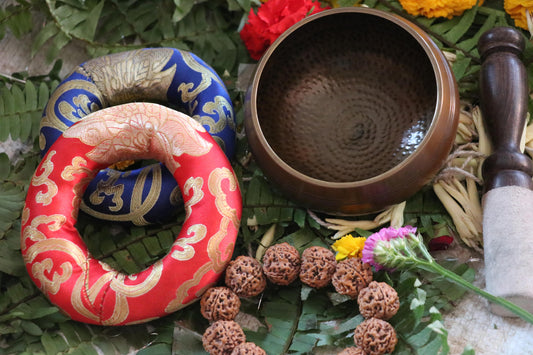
244,7,460,213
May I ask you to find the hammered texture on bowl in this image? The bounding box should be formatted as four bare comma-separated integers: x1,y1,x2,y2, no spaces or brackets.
245,8,459,214
256,13,437,182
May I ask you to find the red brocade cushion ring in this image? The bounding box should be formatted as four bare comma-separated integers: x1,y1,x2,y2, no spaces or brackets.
20,102,242,325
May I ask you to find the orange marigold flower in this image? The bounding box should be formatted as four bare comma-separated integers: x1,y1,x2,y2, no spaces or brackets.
504,0,533,30
398,0,484,19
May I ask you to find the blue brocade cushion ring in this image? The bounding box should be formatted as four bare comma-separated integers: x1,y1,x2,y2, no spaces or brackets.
39,48,236,226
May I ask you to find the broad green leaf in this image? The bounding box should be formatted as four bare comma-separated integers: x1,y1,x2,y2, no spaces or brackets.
31,22,59,58
72,0,104,40
172,0,195,22
20,320,43,337
446,8,478,44
46,31,71,63
41,331,69,355
457,13,498,52
53,4,85,31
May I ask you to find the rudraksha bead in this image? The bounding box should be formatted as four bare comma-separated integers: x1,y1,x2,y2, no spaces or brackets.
353,318,397,355
262,242,301,285
332,257,373,298
231,342,267,355
357,281,400,320
299,246,336,288
202,320,246,355
225,256,267,298
200,287,241,322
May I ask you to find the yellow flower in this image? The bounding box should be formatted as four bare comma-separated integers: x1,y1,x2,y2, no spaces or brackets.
332,234,367,261
504,0,533,30
108,160,135,170
398,0,484,19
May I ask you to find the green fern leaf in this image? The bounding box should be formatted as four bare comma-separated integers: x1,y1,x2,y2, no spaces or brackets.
0,2,33,40
46,0,104,41
24,81,37,112
0,182,25,239
0,80,55,145
9,85,25,140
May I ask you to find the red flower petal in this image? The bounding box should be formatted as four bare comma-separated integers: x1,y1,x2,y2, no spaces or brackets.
240,0,330,60
428,235,454,251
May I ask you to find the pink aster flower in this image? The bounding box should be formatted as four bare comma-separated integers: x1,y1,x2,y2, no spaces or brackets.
359,225,533,324
362,225,417,270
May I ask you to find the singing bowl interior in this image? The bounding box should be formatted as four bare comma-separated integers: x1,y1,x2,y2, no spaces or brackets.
245,8,459,214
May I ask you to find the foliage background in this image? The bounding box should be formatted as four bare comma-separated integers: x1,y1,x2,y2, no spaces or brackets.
0,0,530,354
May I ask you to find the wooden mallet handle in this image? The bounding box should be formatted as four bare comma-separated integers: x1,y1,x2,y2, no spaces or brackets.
479,27,533,317
479,26,533,191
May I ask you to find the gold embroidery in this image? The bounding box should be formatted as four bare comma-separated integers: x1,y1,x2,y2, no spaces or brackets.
58,94,100,124
178,51,224,104
86,270,116,305
207,167,240,272
165,262,214,313
71,270,102,323
165,169,240,313
80,164,163,226
209,167,240,228
32,151,58,206
171,224,207,261
102,293,130,326
129,164,161,226
24,238,86,267
69,261,120,324
169,185,181,206
195,95,235,134
81,48,176,106
86,170,124,212
21,207,30,225
21,214,67,250
183,176,204,219
31,258,72,295
77,261,163,324
62,103,212,170
61,156,91,181
109,260,163,296
61,156,97,219
40,79,104,151
39,133,46,153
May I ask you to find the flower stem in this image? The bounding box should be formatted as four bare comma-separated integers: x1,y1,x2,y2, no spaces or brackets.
415,259,533,324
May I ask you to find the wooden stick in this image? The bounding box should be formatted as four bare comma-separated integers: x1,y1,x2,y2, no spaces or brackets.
479,26,533,191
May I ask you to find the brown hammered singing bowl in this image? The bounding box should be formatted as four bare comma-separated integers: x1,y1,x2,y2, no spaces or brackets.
244,8,460,215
